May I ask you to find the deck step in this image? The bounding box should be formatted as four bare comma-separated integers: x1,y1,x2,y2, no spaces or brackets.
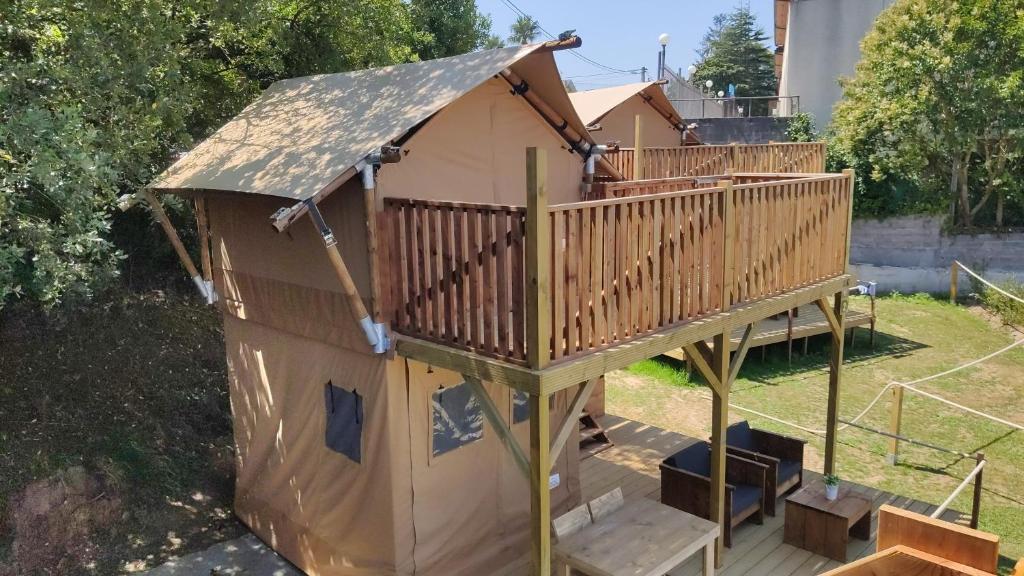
580,412,613,458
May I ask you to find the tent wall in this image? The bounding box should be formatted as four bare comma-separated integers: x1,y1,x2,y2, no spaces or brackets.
593,94,682,148
377,77,585,206
224,315,409,575
205,69,585,574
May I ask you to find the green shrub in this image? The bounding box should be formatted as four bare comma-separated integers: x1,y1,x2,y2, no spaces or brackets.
981,279,1024,328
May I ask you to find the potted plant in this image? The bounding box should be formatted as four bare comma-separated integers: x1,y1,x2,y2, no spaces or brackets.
823,474,840,501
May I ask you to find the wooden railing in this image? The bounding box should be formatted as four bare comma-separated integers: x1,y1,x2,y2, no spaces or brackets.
728,174,852,306
605,142,826,180
380,171,852,365
379,198,528,363
549,187,726,361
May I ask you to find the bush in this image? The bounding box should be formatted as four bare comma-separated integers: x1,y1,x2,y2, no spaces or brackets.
981,280,1024,328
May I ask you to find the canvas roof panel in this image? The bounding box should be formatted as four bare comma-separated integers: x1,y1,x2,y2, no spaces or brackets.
150,44,541,200
568,82,683,127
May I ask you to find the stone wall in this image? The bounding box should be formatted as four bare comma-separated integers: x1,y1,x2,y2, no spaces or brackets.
850,215,1024,293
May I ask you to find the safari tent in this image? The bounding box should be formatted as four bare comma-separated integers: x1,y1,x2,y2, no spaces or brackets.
568,81,696,148
134,39,607,575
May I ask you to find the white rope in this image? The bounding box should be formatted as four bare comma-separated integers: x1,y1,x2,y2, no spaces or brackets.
730,338,1024,437
931,458,986,519
901,382,1024,431
893,337,1024,388
956,261,1024,305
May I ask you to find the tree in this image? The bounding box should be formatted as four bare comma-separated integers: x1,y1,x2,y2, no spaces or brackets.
831,0,1024,228
0,0,426,310
411,0,495,59
508,15,540,45
483,34,505,50
692,6,776,103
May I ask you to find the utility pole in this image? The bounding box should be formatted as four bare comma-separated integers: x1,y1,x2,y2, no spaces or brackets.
640,66,647,82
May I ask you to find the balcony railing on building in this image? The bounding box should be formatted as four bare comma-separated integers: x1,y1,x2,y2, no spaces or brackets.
378,171,852,366
671,95,801,119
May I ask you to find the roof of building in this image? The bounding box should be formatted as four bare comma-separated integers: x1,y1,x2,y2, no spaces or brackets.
150,42,589,201
567,82,683,128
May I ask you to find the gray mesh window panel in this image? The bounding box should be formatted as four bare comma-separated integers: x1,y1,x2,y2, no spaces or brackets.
512,390,554,424
324,382,362,463
432,383,484,457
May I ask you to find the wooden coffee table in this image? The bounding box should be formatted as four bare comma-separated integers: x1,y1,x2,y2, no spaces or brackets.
784,480,872,562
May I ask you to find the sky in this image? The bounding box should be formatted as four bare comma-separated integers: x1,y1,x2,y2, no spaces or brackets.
476,0,775,89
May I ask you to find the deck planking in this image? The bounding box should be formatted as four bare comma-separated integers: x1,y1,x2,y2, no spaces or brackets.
580,414,964,576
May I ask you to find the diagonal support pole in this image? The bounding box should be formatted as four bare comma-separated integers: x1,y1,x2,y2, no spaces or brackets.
549,378,598,468
464,376,530,479
683,341,722,394
727,322,759,385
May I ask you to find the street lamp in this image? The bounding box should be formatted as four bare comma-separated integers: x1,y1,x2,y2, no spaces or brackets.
687,64,697,79
705,79,713,97
658,33,670,80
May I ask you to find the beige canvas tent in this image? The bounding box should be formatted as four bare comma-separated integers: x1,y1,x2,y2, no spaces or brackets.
568,81,696,148
135,39,606,576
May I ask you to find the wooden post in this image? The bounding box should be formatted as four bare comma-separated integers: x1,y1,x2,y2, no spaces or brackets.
526,148,551,370
709,331,730,567
842,169,855,274
950,261,960,304
530,391,552,576
970,452,984,529
363,173,383,321
633,114,644,180
824,291,847,475
730,142,739,172
194,197,213,283
886,384,904,465
143,189,207,300
719,179,735,312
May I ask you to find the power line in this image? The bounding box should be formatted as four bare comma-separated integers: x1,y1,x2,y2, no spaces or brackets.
497,0,640,76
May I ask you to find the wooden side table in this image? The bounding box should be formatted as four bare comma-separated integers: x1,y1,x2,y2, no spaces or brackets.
784,481,871,562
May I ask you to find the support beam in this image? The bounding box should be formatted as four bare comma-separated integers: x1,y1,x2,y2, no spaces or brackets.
526,148,551,370
549,379,598,467
815,297,842,336
727,322,758,385
194,197,216,304
824,291,847,475
142,189,209,302
708,331,731,567
530,391,552,576
683,341,722,394
464,376,530,479
362,168,383,321
306,199,387,353
886,384,904,466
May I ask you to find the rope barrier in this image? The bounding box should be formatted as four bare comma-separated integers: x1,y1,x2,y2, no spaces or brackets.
932,458,986,519
955,261,1024,306
730,338,1024,438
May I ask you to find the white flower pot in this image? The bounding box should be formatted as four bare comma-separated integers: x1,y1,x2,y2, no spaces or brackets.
825,483,839,501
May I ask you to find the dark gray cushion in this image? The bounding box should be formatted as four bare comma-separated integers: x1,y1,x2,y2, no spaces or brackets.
726,421,756,451
665,443,711,476
731,483,761,516
778,459,801,485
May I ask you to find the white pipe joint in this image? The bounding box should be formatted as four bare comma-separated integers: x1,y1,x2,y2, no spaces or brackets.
359,315,391,354
361,163,375,190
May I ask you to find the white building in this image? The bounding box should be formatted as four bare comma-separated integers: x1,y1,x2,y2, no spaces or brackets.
776,0,896,127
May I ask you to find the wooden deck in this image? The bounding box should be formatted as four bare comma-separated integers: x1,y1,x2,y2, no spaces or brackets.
660,303,873,361
580,414,965,576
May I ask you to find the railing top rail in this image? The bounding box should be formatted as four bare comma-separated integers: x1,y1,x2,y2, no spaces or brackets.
731,173,848,191
668,95,801,102
601,175,704,187
383,197,526,213
611,142,826,152
549,185,725,211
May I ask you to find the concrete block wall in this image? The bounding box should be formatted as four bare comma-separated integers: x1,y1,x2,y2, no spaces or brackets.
850,216,1024,293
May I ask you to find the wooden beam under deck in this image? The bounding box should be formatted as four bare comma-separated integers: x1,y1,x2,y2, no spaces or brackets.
395,275,854,396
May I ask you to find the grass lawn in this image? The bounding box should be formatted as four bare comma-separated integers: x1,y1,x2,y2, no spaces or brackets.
607,294,1024,567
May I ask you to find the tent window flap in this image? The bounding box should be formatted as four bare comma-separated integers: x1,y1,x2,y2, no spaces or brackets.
432,382,484,457
325,382,363,463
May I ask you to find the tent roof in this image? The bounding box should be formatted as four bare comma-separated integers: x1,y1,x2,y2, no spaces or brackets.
568,82,683,128
150,44,569,201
